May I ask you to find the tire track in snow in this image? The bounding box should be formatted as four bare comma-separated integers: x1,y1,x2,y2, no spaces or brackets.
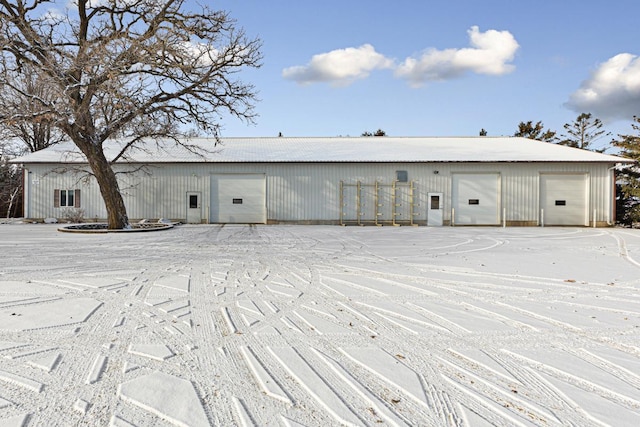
2,225,640,426
608,231,640,268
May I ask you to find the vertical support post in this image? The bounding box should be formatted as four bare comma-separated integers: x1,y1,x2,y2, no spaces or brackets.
374,181,380,226
339,180,344,226
392,180,397,226
593,208,597,228
451,208,455,226
410,181,415,226
540,209,544,227
356,181,362,226
503,207,506,228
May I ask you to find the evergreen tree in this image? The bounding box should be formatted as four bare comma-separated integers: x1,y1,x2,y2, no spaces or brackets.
559,113,609,152
514,121,557,142
361,129,387,137
612,116,640,225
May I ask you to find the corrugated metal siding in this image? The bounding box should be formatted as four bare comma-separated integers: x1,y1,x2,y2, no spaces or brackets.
24,161,617,225
590,166,613,224
267,164,337,221
118,164,211,220
25,165,106,220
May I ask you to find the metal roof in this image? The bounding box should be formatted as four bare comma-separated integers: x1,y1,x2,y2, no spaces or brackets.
12,136,632,164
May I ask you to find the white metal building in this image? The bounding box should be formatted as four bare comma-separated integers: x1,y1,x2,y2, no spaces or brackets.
14,136,632,226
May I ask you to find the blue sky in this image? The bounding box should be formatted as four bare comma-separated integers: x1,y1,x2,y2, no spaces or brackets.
215,0,639,145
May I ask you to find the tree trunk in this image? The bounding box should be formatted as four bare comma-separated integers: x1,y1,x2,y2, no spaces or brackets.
6,187,19,219
83,145,129,229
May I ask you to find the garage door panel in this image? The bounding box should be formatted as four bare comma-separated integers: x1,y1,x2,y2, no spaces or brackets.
452,173,500,225
540,174,588,226
211,174,266,224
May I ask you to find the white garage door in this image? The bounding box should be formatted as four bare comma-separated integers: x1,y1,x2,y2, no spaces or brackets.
452,173,500,225
211,174,267,224
540,174,588,226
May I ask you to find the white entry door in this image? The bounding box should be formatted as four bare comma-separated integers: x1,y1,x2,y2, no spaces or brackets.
427,192,443,226
186,192,202,224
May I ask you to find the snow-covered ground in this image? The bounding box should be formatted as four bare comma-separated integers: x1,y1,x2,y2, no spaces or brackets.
0,224,639,427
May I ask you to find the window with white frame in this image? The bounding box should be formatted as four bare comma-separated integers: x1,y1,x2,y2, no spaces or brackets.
54,189,80,208
61,190,74,207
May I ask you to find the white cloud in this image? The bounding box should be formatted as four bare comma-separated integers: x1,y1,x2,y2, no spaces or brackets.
282,27,518,88
177,41,219,66
394,26,519,87
282,44,394,87
43,7,66,23
566,53,640,120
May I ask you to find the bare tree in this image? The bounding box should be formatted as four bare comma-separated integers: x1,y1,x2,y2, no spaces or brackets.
0,65,65,153
0,0,262,228
0,145,22,218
